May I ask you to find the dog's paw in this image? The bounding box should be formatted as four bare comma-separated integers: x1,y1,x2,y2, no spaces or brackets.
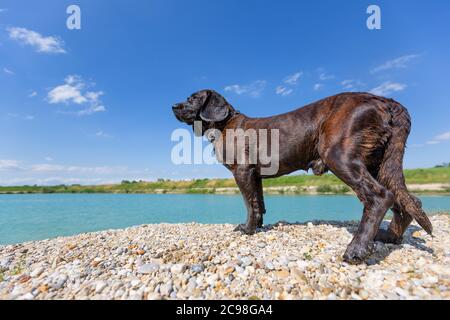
233,224,256,235
343,243,374,265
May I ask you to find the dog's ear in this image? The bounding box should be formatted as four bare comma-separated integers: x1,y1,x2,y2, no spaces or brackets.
200,91,230,123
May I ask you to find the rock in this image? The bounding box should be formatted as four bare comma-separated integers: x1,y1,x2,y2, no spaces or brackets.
30,267,45,278
190,264,204,274
359,290,369,300
240,257,253,267
257,242,266,248
95,281,107,294
117,269,130,277
296,260,309,270
114,289,125,299
0,257,12,271
137,263,160,274
206,274,219,286
129,292,143,300
223,265,235,275
265,261,275,270
147,293,162,300
130,279,141,288
160,281,173,296
278,256,289,266
275,270,290,279
19,292,35,300
170,263,187,274
48,273,68,290
114,247,126,255
9,285,25,299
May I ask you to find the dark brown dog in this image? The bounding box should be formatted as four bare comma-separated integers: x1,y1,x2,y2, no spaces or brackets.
172,90,433,264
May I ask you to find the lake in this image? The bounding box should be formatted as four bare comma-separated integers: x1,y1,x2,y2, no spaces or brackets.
0,194,449,245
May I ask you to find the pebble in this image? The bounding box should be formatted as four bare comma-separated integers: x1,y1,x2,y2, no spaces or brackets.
170,263,187,274
137,263,160,274
257,242,266,248
48,273,68,290
0,214,447,300
191,264,204,274
130,279,141,287
0,257,12,270
95,281,107,294
160,281,173,296
30,267,45,278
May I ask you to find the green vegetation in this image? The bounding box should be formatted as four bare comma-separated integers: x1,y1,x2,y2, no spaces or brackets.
0,167,449,195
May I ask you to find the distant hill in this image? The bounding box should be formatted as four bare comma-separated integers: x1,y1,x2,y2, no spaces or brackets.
0,167,449,195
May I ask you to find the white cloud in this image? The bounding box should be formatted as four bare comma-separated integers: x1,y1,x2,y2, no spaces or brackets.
95,131,113,138
284,72,302,85
369,81,407,96
28,91,38,98
275,86,293,96
319,72,335,81
3,67,14,75
425,131,450,146
0,160,21,170
274,71,303,96
5,113,34,120
77,105,106,116
48,75,106,116
435,131,450,141
48,75,87,104
313,83,323,91
30,164,127,175
341,79,365,91
8,27,66,54
316,68,335,81
0,177,106,186
0,160,153,186
224,80,266,98
371,54,420,73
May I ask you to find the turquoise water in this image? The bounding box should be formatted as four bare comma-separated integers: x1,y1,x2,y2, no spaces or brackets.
0,194,448,245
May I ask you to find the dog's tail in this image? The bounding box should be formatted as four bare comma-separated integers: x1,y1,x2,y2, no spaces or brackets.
377,99,433,235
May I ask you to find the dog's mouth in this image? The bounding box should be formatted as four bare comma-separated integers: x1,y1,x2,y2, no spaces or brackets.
172,103,199,125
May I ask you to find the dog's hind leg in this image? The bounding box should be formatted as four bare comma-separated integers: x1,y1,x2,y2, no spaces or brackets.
321,147,394,264
375,204,413,244
374,100,432,241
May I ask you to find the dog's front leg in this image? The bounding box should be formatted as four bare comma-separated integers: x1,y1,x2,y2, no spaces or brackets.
232,165,265,235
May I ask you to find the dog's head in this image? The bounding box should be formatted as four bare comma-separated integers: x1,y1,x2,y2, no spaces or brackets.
172,90,234,130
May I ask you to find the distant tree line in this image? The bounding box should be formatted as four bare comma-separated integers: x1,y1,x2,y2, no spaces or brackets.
434,163,450,168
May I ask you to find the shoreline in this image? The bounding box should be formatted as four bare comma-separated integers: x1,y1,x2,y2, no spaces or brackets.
0,214,448,300
1,183,449,196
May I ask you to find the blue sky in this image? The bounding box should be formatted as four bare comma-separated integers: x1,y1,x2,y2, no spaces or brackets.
0,0,449,185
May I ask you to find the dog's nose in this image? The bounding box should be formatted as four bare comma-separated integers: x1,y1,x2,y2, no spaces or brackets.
172,104,182,110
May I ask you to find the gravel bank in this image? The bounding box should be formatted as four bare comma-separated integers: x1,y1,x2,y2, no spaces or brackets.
0,214,448,300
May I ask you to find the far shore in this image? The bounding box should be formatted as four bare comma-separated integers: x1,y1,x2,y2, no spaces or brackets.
0,167,449,196
2,184,448,196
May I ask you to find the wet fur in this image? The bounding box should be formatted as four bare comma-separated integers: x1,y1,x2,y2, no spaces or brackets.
173,90,433,264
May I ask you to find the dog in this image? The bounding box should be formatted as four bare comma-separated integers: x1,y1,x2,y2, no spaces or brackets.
172,89,433,264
